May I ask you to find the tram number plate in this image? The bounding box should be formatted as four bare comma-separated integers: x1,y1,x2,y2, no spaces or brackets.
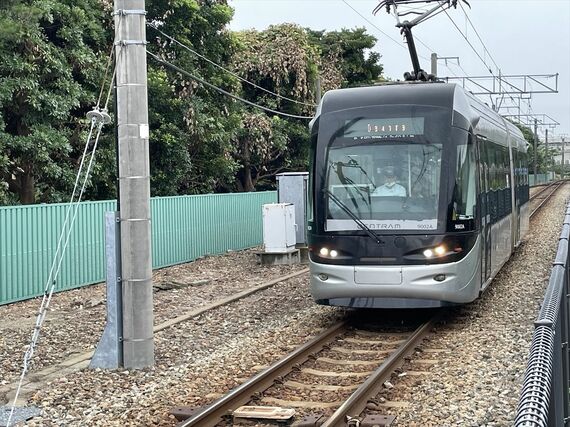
354,267,403,285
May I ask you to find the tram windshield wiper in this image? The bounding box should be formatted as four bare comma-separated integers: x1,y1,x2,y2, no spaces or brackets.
324,189,383,245
332,160,371,208
339,158,376,188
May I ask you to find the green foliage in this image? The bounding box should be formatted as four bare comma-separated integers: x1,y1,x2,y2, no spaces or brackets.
0,0,110,204
229,24,321,191
308,28,384,88
514,123,554,174
146,0,239,195
229,25,383,191
0,1,385,203
233,24,319,115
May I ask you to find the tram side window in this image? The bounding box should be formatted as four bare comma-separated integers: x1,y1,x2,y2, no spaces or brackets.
513,148,520,207
452,142,476,228
497,146,505,218
520,149,525,204
487,142,498,223
501,146,511,216
478,137,489,219
522,151,530,203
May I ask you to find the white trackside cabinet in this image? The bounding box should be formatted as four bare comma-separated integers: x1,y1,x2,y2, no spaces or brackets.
262,203,296,253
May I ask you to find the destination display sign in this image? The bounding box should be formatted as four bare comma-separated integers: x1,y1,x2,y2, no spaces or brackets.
344,117,424,139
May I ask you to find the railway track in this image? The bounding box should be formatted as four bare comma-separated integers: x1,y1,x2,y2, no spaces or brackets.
171,313,439,427
530,180,564,218
0,268,310,408
166,182,564,427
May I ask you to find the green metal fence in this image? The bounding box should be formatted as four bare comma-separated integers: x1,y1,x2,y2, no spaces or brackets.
0,192,277,305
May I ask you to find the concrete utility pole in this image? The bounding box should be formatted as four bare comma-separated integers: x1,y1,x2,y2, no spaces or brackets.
533,118,538,178
430,53,437,77
544,129,550,179
563,137,566,179
430,53,460,79
114,0,154,368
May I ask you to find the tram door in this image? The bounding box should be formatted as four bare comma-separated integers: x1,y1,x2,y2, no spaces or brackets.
478,135,492,285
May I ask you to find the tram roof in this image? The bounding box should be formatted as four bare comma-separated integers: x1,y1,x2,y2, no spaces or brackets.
315,82,526,150
319,82,458,113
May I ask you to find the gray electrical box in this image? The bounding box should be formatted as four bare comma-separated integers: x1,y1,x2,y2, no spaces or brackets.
276,172,309,246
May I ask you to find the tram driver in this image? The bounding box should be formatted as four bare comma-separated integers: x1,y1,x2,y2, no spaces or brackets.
373,166,406,197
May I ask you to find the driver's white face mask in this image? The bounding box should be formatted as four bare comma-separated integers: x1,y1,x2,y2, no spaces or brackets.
385,178,396,187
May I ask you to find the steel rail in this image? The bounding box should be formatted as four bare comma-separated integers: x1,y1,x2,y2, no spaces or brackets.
175,321,347,427
530,181,557,202
322,316,439,427
531,181,563,218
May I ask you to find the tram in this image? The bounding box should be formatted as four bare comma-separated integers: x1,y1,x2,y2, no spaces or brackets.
307,82,529,308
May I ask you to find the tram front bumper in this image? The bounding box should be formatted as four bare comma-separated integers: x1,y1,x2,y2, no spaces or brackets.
310,240,480,306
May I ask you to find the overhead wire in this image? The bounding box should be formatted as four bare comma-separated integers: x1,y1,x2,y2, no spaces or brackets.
442,3,511,106
441,60,459,77
146,50,313,120
442,6,493,74
146,22,316,108
458,1,501,74
341,0,408,51
341,0,433,63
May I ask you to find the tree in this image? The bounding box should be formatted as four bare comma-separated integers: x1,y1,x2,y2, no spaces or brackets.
229,24,320,191
0,0,110,204
146,0,240,195
228,25,384,192
308,28,384,88
515,123,552,175
0,2,386,202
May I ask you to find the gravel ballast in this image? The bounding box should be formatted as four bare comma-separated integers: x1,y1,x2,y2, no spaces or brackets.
0,185,567,426
379,185,570,426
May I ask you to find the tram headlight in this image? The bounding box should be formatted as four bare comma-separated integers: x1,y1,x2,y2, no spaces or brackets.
423,245,446,259
434,245,446,256
317,247,343,259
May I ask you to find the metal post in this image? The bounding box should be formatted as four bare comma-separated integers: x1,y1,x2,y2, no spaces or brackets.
114,0,154,368
90,212,123,368
431,53,437,77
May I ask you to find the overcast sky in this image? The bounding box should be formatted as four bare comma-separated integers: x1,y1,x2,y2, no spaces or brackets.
229,0,570,139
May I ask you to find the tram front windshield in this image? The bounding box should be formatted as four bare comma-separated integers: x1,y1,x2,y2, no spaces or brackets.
325,117,443,232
